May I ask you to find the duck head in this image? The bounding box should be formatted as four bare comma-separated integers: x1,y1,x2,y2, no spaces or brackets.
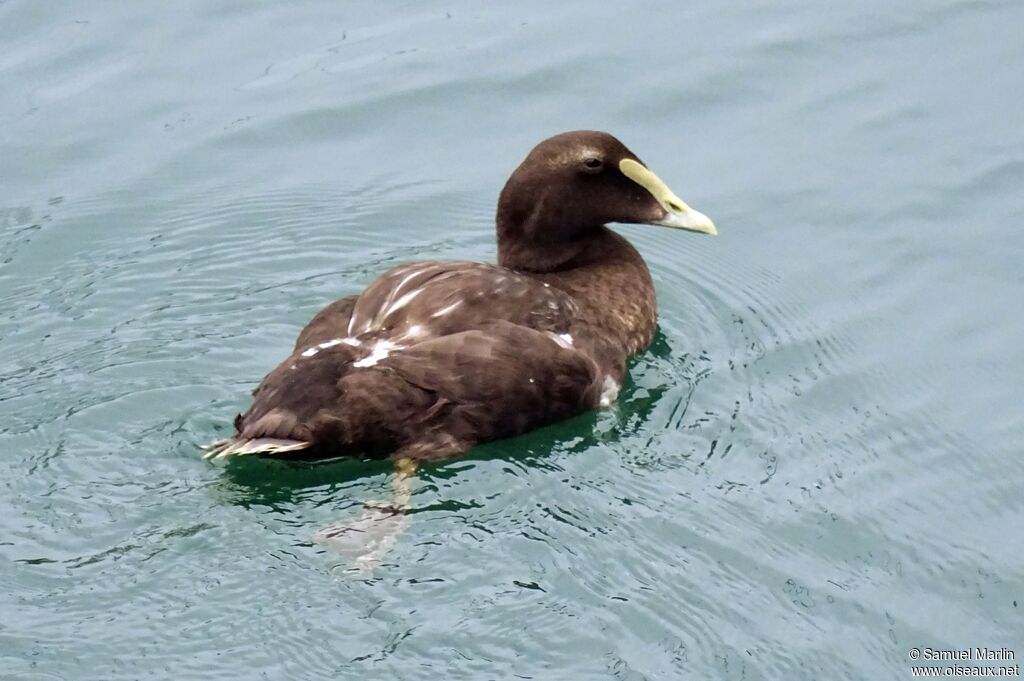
496,130,715,271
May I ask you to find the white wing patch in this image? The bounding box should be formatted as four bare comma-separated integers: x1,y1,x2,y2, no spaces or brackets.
385,287,425,316
300,337,361,358
296,336,400,368
430,300,463,318
549,332,574,349
353,340,397,368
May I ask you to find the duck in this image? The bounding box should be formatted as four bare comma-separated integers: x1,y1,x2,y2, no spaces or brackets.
205,130,716,464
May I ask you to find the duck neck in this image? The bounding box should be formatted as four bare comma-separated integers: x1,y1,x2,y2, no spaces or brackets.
496,218,658,358
496,195,589,272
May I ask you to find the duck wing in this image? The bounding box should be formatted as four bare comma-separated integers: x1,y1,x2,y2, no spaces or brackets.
214,319,599,461
344,261,577,343
208,261,598,461
381,320,602,456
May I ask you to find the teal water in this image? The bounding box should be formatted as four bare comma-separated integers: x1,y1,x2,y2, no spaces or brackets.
2,1,1022,679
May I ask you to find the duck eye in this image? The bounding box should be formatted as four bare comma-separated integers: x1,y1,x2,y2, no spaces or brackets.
582,157,604,173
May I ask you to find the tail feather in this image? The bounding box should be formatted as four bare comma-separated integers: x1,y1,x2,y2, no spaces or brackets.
202,437,311,461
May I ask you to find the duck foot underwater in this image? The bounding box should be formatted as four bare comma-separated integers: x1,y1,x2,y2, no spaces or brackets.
204,131,716,568
315,459,415,575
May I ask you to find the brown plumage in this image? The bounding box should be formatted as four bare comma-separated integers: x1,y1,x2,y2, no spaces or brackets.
205,131,716,462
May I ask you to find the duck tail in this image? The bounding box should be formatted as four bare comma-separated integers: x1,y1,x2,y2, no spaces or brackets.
202,437,311,461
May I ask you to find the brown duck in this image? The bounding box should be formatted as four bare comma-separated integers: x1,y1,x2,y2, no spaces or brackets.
205,131,716,464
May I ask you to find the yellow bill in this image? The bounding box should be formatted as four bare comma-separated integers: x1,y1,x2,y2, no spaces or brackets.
619,158,717,235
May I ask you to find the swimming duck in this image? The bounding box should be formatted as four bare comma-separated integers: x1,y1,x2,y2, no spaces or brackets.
205,131,715,463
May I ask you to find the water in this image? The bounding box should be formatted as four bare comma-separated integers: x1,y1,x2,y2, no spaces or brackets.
2,1,1022,678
